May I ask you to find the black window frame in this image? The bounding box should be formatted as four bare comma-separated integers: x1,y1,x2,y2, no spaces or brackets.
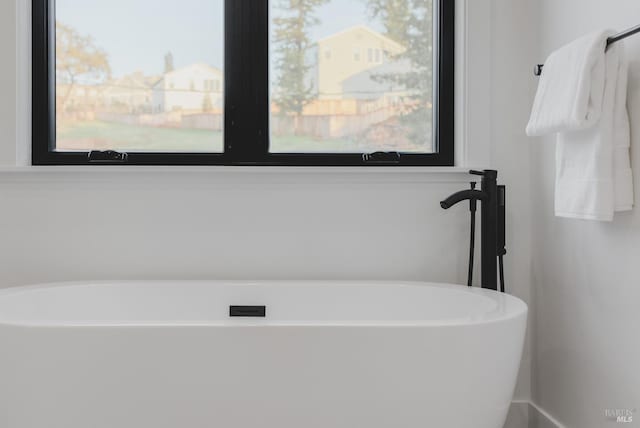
32,0,454,166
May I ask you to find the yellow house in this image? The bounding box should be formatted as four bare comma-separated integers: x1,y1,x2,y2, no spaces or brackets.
314,25,405,100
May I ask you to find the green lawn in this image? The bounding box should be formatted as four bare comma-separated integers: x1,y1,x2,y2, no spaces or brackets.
57,121,224,152
57,120,361,153
270,134,359,153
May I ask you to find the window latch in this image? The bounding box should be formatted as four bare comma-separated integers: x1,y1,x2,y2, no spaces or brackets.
362,152,401,164
88,150,128,163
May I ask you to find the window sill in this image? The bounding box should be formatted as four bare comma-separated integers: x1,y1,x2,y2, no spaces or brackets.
0,165,479,185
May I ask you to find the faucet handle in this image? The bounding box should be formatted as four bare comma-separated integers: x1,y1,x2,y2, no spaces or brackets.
470,169,498,180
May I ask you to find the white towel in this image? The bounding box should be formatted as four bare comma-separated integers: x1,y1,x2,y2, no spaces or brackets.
526,30,634,221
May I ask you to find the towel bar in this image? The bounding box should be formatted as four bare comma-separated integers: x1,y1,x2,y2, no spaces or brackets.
534,24,640,76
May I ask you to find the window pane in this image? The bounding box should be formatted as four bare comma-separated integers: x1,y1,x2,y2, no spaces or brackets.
270,0,434,153
55,0,224,153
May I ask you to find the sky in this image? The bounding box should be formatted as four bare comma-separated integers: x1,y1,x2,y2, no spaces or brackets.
56,0,383,79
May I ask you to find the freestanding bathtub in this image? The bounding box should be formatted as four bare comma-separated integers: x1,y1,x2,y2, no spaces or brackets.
0,281,527,428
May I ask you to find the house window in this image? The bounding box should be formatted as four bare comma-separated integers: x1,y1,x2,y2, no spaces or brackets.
33,0,453,166
204,79,220,92
352,47,361,62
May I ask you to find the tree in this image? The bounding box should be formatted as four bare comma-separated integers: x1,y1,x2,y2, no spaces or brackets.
56,22,111,111
164,52,175,73
202,93,213,112
272,0,328,118
397,0,434,143
367,0,411,45
367,0,433,146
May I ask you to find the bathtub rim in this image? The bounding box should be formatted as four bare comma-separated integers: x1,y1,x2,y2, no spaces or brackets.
0,280,528,328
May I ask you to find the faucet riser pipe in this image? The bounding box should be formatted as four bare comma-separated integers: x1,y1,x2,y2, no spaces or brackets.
480,171,498,290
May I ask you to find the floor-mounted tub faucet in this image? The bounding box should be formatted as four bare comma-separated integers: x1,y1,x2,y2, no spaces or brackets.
440,170,506,291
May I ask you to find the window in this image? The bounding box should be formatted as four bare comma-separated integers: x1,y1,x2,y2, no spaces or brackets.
33,0,454,166
204,79,219,93
352,47,361,62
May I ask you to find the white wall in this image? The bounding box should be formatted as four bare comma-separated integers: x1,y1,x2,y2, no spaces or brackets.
532,1,640,426
0,0,534,406
0,169,475,285
0,0,16,164
489,0,538,401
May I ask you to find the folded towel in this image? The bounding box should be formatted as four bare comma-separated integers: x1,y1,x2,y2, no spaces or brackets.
526,30,634,221
526,31,609,136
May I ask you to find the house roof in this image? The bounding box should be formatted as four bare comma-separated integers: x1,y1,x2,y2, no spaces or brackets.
152,63,222,88
103,71,161,93
316,25,405,52
341,58,413,99
164,63,223,78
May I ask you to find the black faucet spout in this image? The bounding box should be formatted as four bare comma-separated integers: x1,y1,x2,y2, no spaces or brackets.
440,189,487,210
